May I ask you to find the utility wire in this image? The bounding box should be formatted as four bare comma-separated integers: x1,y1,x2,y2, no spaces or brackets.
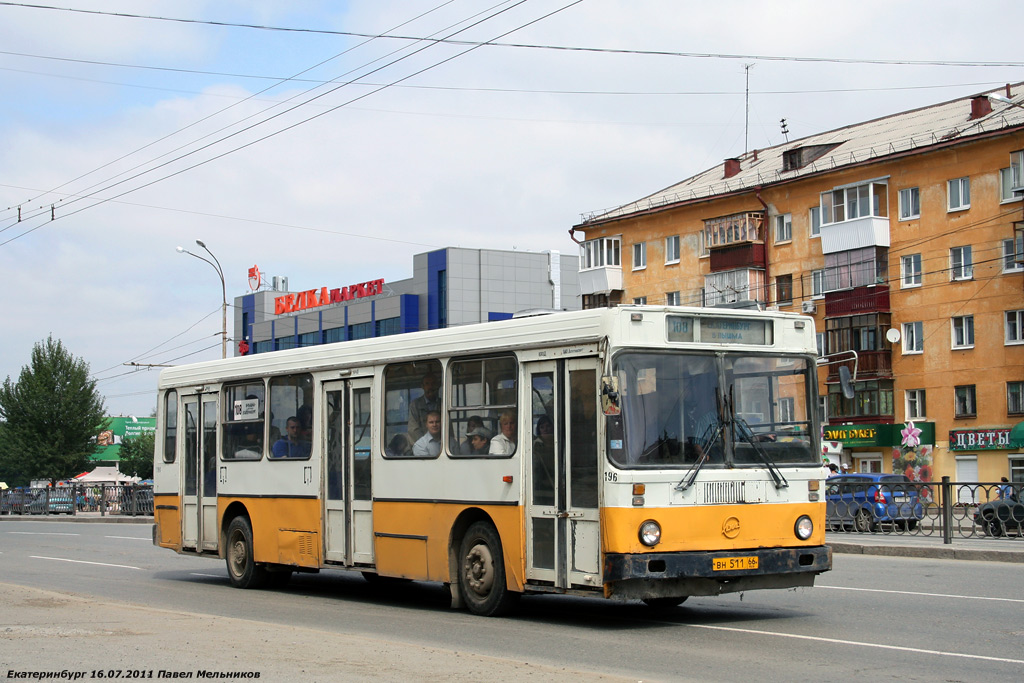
2,2,1023,68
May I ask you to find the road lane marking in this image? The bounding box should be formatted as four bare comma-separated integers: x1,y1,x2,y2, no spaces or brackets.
688,624,1024,665
31,556,143,570
7,531,80,536
817,585,1024,604
190,572,225,578
105,535,150,540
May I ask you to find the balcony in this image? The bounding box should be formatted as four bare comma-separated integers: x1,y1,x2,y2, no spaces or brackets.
824,285,890,317
710,242,766,272
820,215,890,254
827,350,893,382
703,212,765,250
579,265,623,295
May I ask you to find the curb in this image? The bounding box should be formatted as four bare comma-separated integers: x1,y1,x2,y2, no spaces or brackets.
0,515,153,524
829,541,1024,563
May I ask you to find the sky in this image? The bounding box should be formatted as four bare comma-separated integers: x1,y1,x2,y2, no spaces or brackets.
1,0,1023,418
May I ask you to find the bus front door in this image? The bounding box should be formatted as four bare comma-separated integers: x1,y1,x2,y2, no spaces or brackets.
525,359,602,591
182,393,218,552
322,379,374,566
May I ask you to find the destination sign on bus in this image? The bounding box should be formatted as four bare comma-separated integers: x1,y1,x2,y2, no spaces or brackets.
667,316,772,345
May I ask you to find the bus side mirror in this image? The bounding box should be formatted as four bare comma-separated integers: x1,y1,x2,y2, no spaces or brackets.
601,376,620,416
838,366,855,400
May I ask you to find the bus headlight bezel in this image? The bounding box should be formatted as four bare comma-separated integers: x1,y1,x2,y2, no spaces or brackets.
794,515,814,541
639,520,661,546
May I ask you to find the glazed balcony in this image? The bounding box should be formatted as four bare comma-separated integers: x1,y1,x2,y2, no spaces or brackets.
824,285,890,317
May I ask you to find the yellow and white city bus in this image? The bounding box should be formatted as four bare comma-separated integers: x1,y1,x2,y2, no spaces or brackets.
152,306,831,616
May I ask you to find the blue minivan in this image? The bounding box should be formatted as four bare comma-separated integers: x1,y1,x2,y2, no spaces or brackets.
826,474,924,532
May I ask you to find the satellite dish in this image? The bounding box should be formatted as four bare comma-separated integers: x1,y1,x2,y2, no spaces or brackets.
885,328,901,344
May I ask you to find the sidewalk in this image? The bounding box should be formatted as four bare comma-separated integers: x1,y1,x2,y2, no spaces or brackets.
5,513,1023,562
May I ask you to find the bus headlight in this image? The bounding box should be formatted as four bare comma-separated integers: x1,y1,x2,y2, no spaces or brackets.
639,520,661,546
794,515,814,541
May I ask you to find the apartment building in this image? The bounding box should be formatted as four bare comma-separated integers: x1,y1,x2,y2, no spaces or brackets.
572,86,1024,486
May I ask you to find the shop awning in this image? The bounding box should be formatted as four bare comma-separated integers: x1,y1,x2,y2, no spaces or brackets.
1010,421,1024,449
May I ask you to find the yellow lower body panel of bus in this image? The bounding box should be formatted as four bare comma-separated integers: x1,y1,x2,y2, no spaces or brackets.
601,501,826,554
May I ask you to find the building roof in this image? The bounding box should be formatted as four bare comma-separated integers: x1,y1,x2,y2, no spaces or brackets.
577,84,1024,227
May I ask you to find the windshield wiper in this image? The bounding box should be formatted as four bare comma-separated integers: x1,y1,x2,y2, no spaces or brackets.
677,388,723,491
734,415,789,490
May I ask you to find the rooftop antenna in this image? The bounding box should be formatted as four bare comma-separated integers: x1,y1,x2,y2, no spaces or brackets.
744,63,754,154
780,118,790,141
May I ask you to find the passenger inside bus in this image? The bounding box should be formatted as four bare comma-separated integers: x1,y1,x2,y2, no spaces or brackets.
489,410,517,455
412,411,443,457
458,415,486,454
272,417,311,458
464,428,492,455
408,373,441,441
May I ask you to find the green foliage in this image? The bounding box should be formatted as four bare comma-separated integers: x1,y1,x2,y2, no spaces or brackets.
0,336,106,487
118,431,155,480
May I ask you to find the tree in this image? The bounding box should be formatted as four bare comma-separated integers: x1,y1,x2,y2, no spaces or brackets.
118,431,155,480
0,336,106,486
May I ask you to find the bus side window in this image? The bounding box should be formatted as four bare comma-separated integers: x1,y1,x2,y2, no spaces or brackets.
383,360,442,458
222,382,266,461
163,389,177,463
268,374,314,459
449,355,517,458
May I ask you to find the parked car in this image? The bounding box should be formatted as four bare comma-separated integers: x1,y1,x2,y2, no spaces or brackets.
826,474,924,532
28,489,75,515
974,494,1024,536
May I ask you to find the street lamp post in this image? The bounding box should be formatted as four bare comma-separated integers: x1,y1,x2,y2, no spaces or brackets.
177,240,227,359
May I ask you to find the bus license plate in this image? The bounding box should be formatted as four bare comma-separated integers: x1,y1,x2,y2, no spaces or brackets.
713,556,758,571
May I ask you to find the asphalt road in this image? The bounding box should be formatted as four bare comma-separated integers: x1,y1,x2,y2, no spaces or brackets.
1,519,1022,682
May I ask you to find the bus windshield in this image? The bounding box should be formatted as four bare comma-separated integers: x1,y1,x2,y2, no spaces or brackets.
608,351,818,469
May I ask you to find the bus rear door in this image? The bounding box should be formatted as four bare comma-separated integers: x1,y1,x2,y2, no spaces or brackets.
182,392,218,552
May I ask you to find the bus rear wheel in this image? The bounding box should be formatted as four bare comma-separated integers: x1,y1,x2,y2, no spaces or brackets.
226,516,268,589
458,521,518,617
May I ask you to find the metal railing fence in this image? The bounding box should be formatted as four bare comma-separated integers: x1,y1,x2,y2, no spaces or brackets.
0,483,154,517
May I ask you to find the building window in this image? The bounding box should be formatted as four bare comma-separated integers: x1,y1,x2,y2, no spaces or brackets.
1008,382,1024,416
348,321,373,340
775,213,792,243
580,236,621,270
902,321,923,354
633,296,647,305
1003,235,1024,272
775,274,793,305
276,335,297,350
898,187,920,220
827,380,894,419
632,242,647,270
666,291,681,306
324,327,344,343
809,206,821,237
811,269,826,298
298,331,321,348
665,235,680,264
816,332,825,356
999,151,1023,202
824,246,888,291
950,246,973,280
825,313,890,354
951,315,975,349
378,317,402,336
948,177,971,211
906,389,927,420
954,385,977,418
1007,309,1024,344
901,253,922,287
820,180,887,225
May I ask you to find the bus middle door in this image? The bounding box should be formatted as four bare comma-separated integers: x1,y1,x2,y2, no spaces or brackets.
322,379,374,566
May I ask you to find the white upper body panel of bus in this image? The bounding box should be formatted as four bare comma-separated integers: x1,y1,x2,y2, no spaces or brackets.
156,306,817,390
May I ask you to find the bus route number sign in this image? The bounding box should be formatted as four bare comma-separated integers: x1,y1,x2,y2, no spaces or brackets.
233,399,260,421
712,556,758,571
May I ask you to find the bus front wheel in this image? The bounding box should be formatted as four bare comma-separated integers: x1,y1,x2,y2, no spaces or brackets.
458,521,518,617
226,516,268,589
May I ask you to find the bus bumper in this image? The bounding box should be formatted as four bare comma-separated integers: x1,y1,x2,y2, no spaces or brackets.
602,545,832,600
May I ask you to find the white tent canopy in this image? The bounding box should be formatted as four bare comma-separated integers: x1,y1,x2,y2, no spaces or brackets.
75,466,138,484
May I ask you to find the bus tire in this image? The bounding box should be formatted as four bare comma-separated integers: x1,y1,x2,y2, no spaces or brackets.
226,516,267,589
458,521,518,617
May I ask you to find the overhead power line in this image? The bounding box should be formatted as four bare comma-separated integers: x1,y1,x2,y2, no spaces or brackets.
2,2,1023,68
